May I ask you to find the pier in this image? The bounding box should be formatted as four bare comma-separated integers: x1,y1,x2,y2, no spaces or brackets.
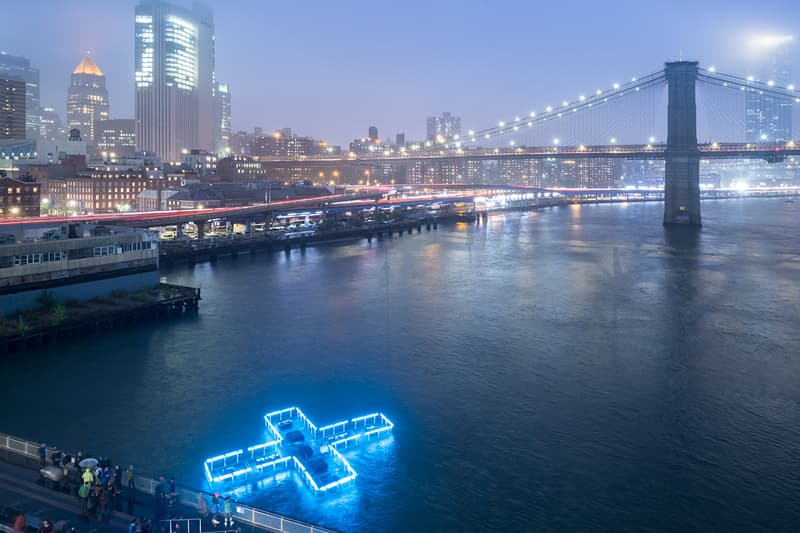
159,219,439,267
0,283,200,353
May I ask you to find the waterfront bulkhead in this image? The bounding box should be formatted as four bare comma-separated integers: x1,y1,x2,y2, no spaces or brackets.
0,224,160,314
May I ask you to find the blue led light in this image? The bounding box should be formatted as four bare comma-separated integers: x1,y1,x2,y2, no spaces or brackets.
205,407,394,496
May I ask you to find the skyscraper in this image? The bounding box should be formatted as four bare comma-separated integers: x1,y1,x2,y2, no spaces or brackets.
0,52,40,139
39,107,65,141
426,112,461,141
216,82,231,156
0,77,26,139
746,35,793,142
135,0,216,162
67,51,109,144
96,119,137,157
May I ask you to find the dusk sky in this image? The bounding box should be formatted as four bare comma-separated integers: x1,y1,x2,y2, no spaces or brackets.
1,0,797,145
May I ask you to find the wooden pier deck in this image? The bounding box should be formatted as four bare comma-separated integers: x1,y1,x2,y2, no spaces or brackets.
0,283,200,353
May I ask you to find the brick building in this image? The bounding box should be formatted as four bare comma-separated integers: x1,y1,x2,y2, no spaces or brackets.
0,176,40,217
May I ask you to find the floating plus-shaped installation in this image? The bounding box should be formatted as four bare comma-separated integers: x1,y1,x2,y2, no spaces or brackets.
204,407,394,495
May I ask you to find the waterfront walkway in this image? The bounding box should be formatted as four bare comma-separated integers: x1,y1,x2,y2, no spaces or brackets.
0,434,335,533
0,460,129,533
0,458,274,533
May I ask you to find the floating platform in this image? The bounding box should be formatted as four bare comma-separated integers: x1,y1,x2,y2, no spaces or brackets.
204,407,393,496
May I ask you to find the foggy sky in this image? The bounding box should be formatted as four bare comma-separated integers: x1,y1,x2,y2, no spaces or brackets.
1,0,797,146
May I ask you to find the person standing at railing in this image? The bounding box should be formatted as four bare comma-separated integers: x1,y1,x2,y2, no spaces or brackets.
223,496,233,527
154,477,165,521
126,465,136,490
168,476,177,509
210,492,220,526
99,465,110,485
113,465,123,511
104,482,115,521
88,484,99,518
12,511,26,533
78,483,90,519
39,443,47,467
81,468,94,486
96,484,107,521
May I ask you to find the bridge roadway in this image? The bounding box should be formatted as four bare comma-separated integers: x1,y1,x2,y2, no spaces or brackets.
249,141,800,167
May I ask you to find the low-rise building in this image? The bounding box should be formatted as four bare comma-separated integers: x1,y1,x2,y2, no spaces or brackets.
137,188,179,211
45,167,150,213
0,175,40,217
163,182,263,210
0,223,159,314
182,149,217,177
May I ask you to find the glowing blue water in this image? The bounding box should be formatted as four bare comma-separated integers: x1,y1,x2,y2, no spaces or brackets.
3,198,800,532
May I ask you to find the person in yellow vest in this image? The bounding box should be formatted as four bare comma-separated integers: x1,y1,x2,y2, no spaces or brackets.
82,468,94,485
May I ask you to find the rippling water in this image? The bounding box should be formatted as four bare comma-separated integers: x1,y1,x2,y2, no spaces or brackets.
3,198,800,532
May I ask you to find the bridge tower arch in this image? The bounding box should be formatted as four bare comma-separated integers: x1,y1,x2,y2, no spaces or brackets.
663,61,701,226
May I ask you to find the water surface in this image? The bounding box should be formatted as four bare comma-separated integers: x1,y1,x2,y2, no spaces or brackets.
3,199,799,532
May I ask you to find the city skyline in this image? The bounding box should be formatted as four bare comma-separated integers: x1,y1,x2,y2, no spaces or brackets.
0,0,798,147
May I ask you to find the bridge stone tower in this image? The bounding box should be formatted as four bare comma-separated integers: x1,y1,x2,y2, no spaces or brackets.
664,61,701,226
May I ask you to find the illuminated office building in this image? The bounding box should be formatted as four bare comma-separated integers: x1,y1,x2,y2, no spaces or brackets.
426,112,461,142
0,53,39,139
216,82,231,156
135,1,215,162
746,35,794,142
67,51,109,145
96,119,137,157
40,107,65,141
0,77,26,139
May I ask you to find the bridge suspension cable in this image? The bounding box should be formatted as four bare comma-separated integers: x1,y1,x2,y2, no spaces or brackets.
420,70,666,151
698,68,800,102
696,68,799,142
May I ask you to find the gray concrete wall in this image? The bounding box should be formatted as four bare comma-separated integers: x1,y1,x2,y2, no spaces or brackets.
0,270,160,315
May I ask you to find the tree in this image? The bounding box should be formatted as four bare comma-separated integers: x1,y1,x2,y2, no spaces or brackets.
36,291,57,311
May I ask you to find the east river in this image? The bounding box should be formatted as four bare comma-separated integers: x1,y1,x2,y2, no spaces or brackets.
3,198,799,532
